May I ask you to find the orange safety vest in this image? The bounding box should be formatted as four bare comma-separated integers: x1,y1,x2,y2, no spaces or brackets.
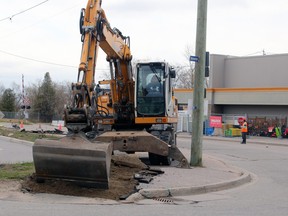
241,122,248,133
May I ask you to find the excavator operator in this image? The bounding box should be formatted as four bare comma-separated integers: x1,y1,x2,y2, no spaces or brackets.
145,75,162,95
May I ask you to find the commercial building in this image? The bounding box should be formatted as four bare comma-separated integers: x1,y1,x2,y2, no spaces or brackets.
175,53,288,134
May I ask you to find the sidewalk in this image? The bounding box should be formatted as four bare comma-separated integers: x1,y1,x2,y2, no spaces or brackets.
179,132,288,147
127,133,288,202
128,151,252,202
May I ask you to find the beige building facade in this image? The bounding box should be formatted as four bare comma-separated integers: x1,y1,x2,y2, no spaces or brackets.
175,53,288,131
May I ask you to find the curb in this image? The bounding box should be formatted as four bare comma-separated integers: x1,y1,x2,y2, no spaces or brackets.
178,133,288,147
127,168,252,202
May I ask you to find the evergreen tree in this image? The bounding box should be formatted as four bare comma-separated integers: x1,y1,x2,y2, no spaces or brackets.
33,72,56,122
0,88,16,112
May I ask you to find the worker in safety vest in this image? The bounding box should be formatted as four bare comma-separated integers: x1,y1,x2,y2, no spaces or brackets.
241,119,248,144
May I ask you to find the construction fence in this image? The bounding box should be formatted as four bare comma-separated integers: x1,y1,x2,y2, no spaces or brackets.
0,111,62,123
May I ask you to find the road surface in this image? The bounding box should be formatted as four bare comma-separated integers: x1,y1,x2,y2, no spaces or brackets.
1,136,288,215
0,136,33,163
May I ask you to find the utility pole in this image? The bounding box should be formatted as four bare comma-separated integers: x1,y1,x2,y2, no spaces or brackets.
190,0,208,166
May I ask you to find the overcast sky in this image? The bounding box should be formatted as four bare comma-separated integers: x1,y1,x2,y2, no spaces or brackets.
0,0,288,88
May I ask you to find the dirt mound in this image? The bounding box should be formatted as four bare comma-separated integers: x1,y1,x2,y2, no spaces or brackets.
21,154,148,201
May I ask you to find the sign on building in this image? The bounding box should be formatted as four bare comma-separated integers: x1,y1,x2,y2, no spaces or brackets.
210,116,222,128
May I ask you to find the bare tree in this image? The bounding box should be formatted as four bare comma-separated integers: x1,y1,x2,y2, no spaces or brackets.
174,45,209,88
0,83,4,102
54,81,73,117
174,45,195,88
26,79,73,121
10,82,22,109
26,81,41,108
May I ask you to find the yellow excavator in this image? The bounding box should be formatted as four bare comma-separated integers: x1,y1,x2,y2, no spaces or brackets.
33,0,189,189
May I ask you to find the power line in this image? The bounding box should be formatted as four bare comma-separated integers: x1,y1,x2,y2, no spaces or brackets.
0,0,49,22
0,49,77,68
0,1,82,39
0,49,110,71
242,49,278,57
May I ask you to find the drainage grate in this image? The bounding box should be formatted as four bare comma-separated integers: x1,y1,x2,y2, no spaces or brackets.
152,197,200,205
153,197,174,203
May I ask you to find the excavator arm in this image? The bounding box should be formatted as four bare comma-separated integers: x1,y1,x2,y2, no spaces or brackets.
66,0,133,132
78,1,132,85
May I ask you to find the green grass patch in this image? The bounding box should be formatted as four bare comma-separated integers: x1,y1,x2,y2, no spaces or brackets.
0,162,35,180
0,119,33,125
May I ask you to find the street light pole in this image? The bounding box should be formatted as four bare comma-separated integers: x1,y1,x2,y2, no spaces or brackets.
190,0,208,166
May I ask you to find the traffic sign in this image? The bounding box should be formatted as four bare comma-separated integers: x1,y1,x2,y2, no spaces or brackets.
190,55,199,62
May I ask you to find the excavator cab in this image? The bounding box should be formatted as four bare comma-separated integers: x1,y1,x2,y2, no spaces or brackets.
135,62,176,118
136,63,165,116
134,62,179,165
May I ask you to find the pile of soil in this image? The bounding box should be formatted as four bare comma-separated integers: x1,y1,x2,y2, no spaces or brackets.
21,154,148,201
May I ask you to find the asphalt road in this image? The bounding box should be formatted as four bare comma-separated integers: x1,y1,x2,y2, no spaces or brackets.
1,136,288,215
0,137,33,163
175,137,288,215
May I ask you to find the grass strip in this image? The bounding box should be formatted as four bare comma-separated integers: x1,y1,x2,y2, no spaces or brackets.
0,162,34,180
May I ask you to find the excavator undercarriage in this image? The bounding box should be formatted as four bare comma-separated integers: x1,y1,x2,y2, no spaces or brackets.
33,130,189,189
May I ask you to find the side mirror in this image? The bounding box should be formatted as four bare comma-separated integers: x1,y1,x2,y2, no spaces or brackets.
169,69,176,78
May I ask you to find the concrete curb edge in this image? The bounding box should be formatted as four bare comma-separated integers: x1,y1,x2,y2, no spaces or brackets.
132,169,252,200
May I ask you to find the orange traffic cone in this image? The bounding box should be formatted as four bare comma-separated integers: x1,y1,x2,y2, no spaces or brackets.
20,120,24,129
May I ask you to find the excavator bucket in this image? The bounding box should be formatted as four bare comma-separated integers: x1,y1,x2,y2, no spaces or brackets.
33,133,112,189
